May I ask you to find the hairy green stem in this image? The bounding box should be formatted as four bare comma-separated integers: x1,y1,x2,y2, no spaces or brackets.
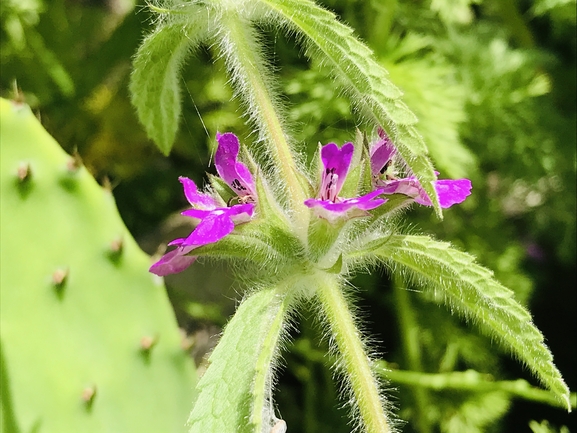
376,362,577,410
218,10,309,229
316,274,392,433
393,275,432,433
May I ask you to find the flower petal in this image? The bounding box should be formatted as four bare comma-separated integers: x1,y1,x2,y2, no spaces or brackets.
319,142,354,201
305,190,386,222
381,177,472,208
370,128,397,177
379,177,421,197
432,178,472,208
179,177,218,209
181,211,235,246
181,202,254,222
167,238,185,246
181,208,216,220
215,132,256,198
149,246,197,276
225,203,255,223
369,130,472,209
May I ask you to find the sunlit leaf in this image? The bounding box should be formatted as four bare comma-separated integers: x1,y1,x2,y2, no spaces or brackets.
375,234,571,410
188,288,289,433
129,11,208,155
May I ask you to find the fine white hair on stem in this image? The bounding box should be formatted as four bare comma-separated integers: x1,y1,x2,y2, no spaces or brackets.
213,9,307,208
311,277,401,433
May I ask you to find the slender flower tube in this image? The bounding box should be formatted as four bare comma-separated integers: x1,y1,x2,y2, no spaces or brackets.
305,142,386,223
150,133,255,276
370,129,472,208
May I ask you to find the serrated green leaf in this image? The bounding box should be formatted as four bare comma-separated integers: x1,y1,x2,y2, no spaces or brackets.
129,12,207,155
374,235,571,410
255,0,442,216
188,288,289,433
256,0,402,104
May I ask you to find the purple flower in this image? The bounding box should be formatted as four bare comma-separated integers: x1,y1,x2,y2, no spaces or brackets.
305,142,386,222
150,133,255,276
370,129,471,208
215,132,256,199
370,128,397,180
377,176,472,208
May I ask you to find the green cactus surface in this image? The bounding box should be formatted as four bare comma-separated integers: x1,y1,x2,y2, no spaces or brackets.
0,97,197,433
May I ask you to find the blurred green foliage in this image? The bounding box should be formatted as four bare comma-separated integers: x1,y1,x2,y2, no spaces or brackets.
1,0,575,432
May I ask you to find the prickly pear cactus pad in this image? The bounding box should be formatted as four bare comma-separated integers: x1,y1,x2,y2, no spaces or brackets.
0,97,197,433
